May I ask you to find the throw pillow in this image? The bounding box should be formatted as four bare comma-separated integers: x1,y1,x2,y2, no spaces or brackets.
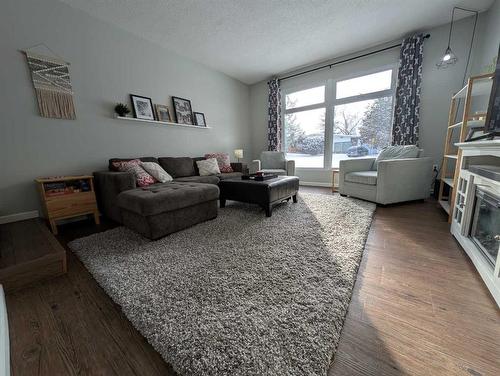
157,157,196,178
204,152,233,173
196,158,221,176
140,162,173,183
374,145,420,170
112,159,156,187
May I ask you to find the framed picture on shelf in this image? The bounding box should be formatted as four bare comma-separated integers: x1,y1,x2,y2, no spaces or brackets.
154,104,172,122
172,96,193,125
193,112,207,127
130,94,155,120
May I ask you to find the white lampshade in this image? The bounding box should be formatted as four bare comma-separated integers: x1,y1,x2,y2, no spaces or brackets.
234,149,244,159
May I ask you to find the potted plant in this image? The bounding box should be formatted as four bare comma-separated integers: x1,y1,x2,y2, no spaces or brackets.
114,103,130,117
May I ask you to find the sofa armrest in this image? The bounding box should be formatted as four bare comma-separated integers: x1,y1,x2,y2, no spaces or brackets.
286,160,295,176
230,162,248,174
376,157,433,204
93,171,136,222
249,160,261,174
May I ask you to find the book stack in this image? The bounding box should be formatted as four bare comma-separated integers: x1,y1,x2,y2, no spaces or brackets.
43,180,91,197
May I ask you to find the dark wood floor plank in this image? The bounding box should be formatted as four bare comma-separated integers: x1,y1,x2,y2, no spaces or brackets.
5,189,500,375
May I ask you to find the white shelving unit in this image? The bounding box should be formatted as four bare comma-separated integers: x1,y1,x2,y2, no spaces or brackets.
114,115,212,129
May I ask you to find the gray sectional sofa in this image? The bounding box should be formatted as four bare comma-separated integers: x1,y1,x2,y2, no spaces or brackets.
93,156,246,239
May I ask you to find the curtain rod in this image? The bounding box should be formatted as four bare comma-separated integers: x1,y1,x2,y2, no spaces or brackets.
275,34,430,82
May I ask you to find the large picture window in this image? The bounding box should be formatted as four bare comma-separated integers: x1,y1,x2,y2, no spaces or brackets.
284,86,326,168
283,67,396,169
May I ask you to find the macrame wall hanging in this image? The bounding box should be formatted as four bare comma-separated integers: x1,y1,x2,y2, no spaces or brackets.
23,49,76,120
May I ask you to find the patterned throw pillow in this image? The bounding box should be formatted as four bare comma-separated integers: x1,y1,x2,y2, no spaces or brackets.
112,159,156,187
204,152,233,173
196,158,221,176
140,161,173,183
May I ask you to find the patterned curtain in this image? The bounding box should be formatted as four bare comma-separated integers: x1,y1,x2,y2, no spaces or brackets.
392,34,425,146
267,78,282,151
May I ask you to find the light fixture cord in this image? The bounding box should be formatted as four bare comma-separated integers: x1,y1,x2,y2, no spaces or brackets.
446,7,455,49
451,7,479,123
461,11,478,86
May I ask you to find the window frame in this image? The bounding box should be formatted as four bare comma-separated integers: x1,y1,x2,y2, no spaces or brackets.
281,64,398,170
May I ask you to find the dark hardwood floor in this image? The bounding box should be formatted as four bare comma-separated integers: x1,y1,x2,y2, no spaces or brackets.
5,187,500,375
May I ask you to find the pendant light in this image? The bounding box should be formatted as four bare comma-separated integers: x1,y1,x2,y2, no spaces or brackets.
436,7,459,69
436,7,478,69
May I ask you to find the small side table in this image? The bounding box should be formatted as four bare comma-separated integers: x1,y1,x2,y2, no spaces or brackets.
332,168,340,193
35,175,100,235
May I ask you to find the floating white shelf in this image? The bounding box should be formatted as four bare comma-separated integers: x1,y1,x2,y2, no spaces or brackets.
114,115,211,129
448,119,485,129
453,78,493,99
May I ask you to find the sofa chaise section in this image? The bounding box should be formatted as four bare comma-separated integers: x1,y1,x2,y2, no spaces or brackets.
117,182,219,239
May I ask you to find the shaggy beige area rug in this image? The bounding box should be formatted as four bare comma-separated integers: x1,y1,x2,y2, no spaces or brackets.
69,193,375,375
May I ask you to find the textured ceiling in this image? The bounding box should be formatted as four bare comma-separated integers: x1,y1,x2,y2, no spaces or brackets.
58,0,494,84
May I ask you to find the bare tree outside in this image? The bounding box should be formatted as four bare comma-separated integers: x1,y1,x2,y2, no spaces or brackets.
333,108,363,135
358,96,393,151
284,97,305,152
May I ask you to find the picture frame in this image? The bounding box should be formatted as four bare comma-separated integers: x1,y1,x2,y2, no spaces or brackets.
193,112,207,127
172,96,194,125
154,104,172,122
130,94,155,120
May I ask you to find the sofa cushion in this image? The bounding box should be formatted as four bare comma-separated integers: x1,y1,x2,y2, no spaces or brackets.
158,157,196,178
192,157,205,175
116,182,219,216
109,157,158,172
204,152,233,173
140,161,173,183
174,175,220,185
261,151,286,170
374,145,420,170
345,171,378,186
111,159,156,187
217,172,244,180
196,158,221,176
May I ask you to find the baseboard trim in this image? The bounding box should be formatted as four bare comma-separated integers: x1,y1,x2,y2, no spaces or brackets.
299,181,332,188
0,211,39,225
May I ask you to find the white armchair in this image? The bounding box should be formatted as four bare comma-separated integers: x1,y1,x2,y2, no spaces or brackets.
250,151,295,176
339,152,433,205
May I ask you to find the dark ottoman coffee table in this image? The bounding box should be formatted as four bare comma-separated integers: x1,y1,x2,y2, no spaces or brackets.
219,176,299,217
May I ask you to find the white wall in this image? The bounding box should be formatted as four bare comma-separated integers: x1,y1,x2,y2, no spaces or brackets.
472,0,500,74
419,16,481,168
249,8,497,185
0,0,251,216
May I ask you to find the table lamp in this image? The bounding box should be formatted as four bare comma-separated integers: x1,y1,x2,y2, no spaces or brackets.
234,149,243,162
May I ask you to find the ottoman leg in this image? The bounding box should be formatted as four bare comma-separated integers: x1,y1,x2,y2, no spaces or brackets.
293,194,298,203
265,204,272,217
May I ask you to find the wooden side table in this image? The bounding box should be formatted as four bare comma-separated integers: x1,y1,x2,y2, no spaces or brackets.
35,175,100,235
332,168,340,192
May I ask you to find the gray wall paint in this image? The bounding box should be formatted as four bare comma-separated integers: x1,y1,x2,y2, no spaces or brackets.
0,0,251,216
473,0,500,74
249,6,498,185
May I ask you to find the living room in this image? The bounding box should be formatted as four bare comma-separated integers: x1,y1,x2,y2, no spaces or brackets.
1,0,499,375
